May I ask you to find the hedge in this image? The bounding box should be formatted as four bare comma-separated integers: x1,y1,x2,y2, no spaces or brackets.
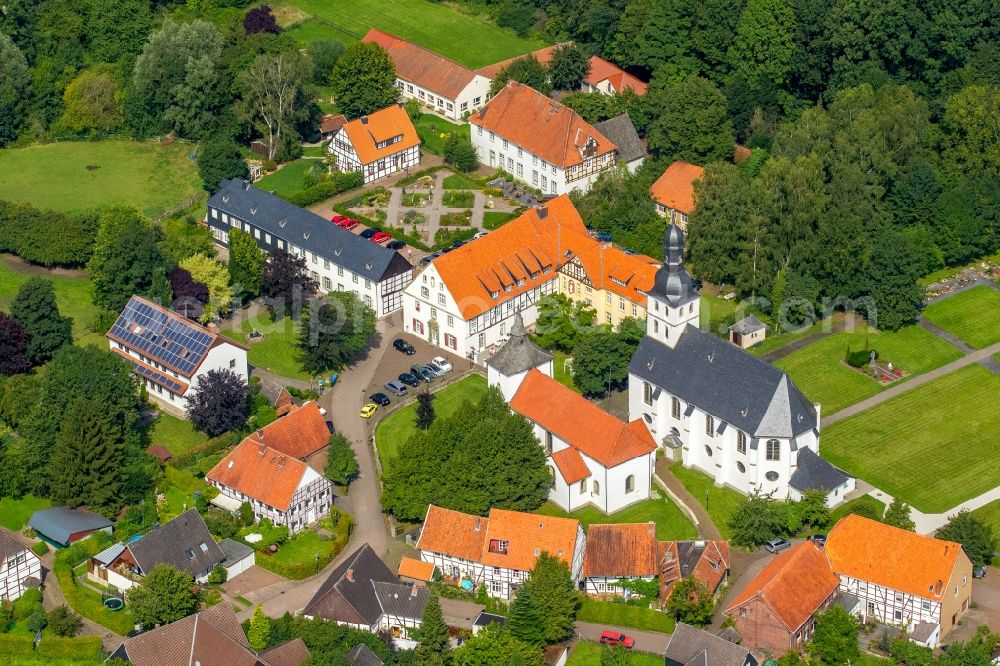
36,635,103,659
0,200,97,267
0,633,34,654
171,432,239,472
31,541,49,556
253,509,353,580
282,172,364,207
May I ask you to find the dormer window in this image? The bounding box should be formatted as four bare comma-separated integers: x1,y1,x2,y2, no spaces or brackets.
491,291,499,299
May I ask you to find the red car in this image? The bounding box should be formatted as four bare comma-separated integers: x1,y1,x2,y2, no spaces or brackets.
336,217,359,230
371,231,391,244
599,631,634,649
331,214,346,223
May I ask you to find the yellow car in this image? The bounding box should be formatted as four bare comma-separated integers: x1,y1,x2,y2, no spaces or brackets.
359,403,379,419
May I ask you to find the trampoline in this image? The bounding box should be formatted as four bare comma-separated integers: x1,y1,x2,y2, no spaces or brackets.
103,597,124,611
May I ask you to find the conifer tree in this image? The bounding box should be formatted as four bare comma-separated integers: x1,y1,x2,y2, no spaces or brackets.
247,604,271,651
416,389,435,430
47,395,123,513
11,278,72,364
415,595,451,664
507,584,545,647
524,552,579,644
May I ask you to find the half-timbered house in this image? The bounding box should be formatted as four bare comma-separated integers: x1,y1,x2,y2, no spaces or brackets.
0,528,41,601
328,104,420,183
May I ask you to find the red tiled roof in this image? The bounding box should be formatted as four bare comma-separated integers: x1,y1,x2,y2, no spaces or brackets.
510,369,657,467
417,505,486,562
476,44,563,80
725,542,839,631
362,28,477,100
826,514,966,601
207,440,313,511
239,401,329,460
584,56,647,94
398,556,436,582
481,508,580,571
691,540,730,595
582,523,658,579
559,228,658,306
338,104,420,166
650,161,705,215
470,82,617,168
432,195,588,319
551,447,590,484
320,114,346,135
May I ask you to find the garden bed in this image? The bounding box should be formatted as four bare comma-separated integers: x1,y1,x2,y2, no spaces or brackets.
442,173,480,190
442,190,474,208
401,192,430,207
246,509,353,580
440,210,473,226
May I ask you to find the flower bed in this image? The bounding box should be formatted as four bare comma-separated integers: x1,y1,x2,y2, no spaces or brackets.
440,210,472,226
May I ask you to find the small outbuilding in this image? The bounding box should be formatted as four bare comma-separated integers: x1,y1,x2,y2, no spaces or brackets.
219,538,255,579
729,315,766,349
29,507,113,548
397,556,435,586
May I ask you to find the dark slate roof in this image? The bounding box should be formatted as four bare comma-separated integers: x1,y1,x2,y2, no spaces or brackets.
729,315,766,335
789,447,849,493
486,313,553,375
303,543,397,625
219,538,254,564
473,611,506,628
910,621,937,643
665,623,758,666
208,178,411,283
128,509,225,577
346,644,384,666
28,507,112,546
629,325,817,438
372,581,428,620
594,113,646,164
0,527,27,561
648,224,698,308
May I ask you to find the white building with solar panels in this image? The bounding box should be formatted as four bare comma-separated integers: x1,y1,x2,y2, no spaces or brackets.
107,296,249,417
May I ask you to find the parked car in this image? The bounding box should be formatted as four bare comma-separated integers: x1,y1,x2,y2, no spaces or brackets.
384,380,408,396
393,338,416,355
411,364,435,383
425,361,447,377
599,631,634,649
338,218,359,230
594,232,612,242
450,240,468,250
331,214,346,223
359,403,378,418
370,392,391,406
430,356,453,373
764,538,792,554
359,228,379,239
973,566,987,579
386,239,406,250
372,231,391,244
807,534,827,545
419,255,435,265
398,372,421,387
473,231,488,239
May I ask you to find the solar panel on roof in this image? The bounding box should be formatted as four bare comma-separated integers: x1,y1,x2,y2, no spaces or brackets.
109,298,213,376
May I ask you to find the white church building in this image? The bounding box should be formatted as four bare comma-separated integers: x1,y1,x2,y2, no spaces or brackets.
488,315,658,514
627,225,853,505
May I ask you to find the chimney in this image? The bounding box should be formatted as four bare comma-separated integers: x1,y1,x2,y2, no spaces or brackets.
255,429,264,441
537,204,548,219
474,518,481,532
410,585,419,597
346,569,354,582
277,456,286,468
648,521,655,537
361,115,369,125
258,443,266,456
243,179,251,191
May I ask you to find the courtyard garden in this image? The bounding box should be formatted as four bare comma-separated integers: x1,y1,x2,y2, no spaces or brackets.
443,173,480,190
0,140,201,218
668,464,744,539
577,596,675,634
534,492,696,540
254,158,318,198
772,323,963,414
483,211,518,230
922,285,1000,349
821,364,1000,513
222,311,311,382
442,190,475,208
413,114,470,155
374,374,487,472
241,508,352,579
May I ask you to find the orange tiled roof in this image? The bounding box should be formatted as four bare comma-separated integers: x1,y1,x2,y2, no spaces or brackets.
584,56,647,94
559,228,658,306
470,82,617,168
238,401,329,460
432,195,588,319
398,556,436,582
417,505,487,563
362,28,477,100
338,104,420,166
582,523,658,579
826,514,965,601
476,44,563,80
725,542,839,631
691,540,730,594
481,508,580,571
510,370,657,468
551,447,590,484
207,440,312,511
650,161,705,215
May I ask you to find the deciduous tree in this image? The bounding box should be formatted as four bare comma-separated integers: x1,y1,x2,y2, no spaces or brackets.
0,313,32,375
55,67,123,134
571,318,644,397
227,228,265,300
728,489,786,548
46,605,82,637
443,134,478,172
244,6,281,35
882,498,916,532
936,510,996,568
186,369,250,437
806,606,859,666
127,564,200,627
298,292,376,373
0,33,30,146
238,52,311,160
522,552,578,644
88,207,170,312
728,0,796,88
168,267,209,321
307,39,345,85
11,278,72,364
324,433,359,486
454,624,542,666
644,73,733,163
666,577,714,625
84,0,151,65
534,293,596,352
180,253,233,323
940,85,1000,178
489,56,551,96
329,42,397,121
261,249,318,318
198,137,249,192
548,45,589,91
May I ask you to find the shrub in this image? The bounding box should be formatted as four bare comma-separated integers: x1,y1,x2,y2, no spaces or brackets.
12,588,42,621
0,200,98,266
844,345,876,368
36,635,103,658
283,172,363,207
47,605,83,637
207,564,228,585
239,502,255,527
252,509,352,580
30,541,48,556
204,508,242,540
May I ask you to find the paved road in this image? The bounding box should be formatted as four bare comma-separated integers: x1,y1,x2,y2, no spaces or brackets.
574,621,670,654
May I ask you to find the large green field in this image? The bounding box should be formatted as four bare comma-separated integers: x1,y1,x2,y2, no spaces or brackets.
0,140,202,218
0,255,102,345
821,365,1000,513
923,286,1000,349
970,499,1000,538
535,494,697,541
0,495,52,531
276,0,548,68
774,323,963,415
374,374,487,472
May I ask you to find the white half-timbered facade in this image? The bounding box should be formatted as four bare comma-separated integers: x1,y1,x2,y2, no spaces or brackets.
0,529,41,602
328,104,421,183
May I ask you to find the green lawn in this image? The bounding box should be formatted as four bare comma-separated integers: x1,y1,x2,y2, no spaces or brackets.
0,140,201,218
567,641,665,665
222,311,311,382
278,0,548,68
577,597,675,634
0,496,51,531
301,146,327,157
822,365,1000,513
443,173,479,190
254,159,317,198
830,495,885,524
535,494,696,540
483,211,518,230
923,285,1000,349
442,190,475,208
284,18,354,45
374,374,487,472
748,316,838,357
269,531,334,565
773,323,963,415
698,292,738,338
147,412,208,457
970,500,1000,541
414,114,470,156
669,464,744,539
550,349,580,393
0,256,101,342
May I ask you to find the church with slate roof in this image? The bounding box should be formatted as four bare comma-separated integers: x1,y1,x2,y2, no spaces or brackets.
627,225,854,505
